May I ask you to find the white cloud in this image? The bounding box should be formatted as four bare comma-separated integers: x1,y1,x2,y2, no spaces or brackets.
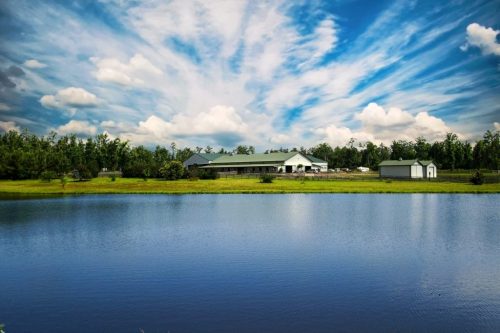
56,120,97,136
138,104,247,137
494,122,500,131
355,102,415,128
413,111,451,136
116,105,249,145
269,133,292,145
40,87,98,109
91,53,162,86
100,120,134,132
461,23,500,56
39,95,59,109
314,123,375,147
174,105,247,135
0,121,20,132
136,115,172,138
357,103,451,142
24,59,47,69
0,103,11,111
313,103,454,147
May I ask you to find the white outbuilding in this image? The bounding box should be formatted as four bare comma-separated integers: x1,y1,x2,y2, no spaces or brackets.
378,159,425,178
420,160,438,178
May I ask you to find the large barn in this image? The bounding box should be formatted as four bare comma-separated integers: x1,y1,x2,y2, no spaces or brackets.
188,152,327,174
307,155,328,172
378,159,437,179
183,153,227,169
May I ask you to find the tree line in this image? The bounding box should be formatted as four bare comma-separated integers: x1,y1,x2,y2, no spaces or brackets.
0,129,498,180
307,132,498,171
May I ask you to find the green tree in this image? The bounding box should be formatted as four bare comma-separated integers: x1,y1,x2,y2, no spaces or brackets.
175,147,194,162
233,145,254,154
160,160,185,180
360,141,380,169
310,143,334,168
390,140,416,160
482,130,500,170
123,146,154,178
153,145,171,177
443,133,459,170
430,141,445,168
415,137,431,160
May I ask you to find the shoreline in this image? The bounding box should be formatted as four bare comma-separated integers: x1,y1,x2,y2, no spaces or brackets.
0,178,498,196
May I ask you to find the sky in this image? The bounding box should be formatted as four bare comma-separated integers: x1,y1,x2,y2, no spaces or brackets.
0,0,499,149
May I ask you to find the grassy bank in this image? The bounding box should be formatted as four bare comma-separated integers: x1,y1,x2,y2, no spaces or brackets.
0,177,498,195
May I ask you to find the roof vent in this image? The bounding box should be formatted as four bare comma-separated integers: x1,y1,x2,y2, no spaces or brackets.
399,157,402,161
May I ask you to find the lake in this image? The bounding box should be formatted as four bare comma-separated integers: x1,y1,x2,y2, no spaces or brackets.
1,194,499,332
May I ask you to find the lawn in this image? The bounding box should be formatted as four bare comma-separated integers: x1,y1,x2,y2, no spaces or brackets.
0,177,498,195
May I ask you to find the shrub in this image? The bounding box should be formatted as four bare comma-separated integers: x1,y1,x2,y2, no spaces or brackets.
160,160,185,180
199,169,219,180
260,173,275,183
188,167,218,180
110,175,116,181
470,170,484,185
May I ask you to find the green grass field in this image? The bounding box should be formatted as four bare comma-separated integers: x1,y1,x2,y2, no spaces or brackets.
0,176,498,195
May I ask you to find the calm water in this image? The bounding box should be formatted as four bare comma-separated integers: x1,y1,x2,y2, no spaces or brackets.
1,194,499,332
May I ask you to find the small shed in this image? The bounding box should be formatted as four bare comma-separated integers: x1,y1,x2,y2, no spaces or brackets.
420,160,437,178
378,159,424,178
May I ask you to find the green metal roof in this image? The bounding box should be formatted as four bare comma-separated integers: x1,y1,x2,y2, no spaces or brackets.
307,155,327,163
195,153,227,161
378,159,419,166
202,163,279,168
419,160,435,166
211,152,300,164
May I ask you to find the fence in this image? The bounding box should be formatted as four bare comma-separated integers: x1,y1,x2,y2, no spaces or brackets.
218,171,500,183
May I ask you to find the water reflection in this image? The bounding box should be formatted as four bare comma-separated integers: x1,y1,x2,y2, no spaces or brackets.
0,194,499,332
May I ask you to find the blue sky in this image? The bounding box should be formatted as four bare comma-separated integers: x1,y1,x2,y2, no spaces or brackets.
0,0,498,149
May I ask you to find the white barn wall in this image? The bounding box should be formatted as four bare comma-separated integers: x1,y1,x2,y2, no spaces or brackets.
284,154,313,172
314,163,328,172
424,164,437,178
411,164,423,178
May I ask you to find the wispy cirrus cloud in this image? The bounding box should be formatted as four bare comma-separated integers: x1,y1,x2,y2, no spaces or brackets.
24,59,47,69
